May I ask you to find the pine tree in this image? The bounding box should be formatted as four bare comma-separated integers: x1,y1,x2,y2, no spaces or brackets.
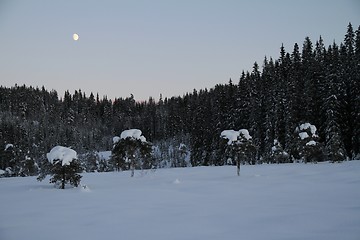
221,129,256,176
112,129,152,177
49,159,82,189
38,146,82,189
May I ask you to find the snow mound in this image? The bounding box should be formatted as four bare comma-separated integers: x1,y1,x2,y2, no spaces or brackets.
306,140,317,146
221,130,239,144
173,178,181,184
46,146,77,166
296,123,318,140
299,132,309,140
179,143,186,150
221,129,252,145
299,123,317,135
120,129,146,142
113,136,120,144
239,129,252,140
81,185,91,192
4,144,14,151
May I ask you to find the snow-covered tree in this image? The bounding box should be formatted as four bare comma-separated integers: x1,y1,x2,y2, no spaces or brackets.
221,129,256,176
79,151,99,172
294,123,324,163
19,154,38,177
0,144,15,177
37,146,82,189
270,139,290,164
112,129,152,177
177,143,190,167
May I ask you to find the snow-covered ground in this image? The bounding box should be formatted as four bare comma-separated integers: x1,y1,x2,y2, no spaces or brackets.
1,161,360,240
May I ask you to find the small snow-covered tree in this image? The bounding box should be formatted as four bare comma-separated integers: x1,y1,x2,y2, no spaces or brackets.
112,129,152,177
37,146,82,189
170,143,190,168
271,139,290,163
1,144,15,177
221,129,256,176
177,143,190,167
79,151,99,172
294,123,324,163
19,155,38,177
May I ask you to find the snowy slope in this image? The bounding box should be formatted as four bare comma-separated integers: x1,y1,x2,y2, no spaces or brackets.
1,161,360,240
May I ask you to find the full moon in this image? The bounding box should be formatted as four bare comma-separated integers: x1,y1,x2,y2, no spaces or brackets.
73,33,79,41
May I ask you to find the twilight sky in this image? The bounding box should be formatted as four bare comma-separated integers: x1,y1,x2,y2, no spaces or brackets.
1,0,359,101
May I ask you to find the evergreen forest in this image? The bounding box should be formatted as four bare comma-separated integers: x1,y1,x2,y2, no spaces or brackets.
1,23,359,177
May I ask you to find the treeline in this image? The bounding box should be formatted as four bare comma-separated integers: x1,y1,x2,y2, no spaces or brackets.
0,23,359,176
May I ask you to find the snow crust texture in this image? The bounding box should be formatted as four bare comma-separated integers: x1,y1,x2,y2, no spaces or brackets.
46,146,77,166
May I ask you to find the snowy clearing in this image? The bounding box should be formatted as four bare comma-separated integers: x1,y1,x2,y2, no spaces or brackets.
1,161,360,240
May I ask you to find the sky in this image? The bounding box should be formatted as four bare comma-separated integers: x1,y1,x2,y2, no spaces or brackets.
1,0,359,101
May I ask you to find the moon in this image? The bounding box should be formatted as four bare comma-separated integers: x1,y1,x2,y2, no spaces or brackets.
73,33,79,41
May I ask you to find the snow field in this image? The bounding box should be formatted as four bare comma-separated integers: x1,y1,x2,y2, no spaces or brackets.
1,161,360,240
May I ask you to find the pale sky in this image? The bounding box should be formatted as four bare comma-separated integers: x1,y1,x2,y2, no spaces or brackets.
1,0,359,101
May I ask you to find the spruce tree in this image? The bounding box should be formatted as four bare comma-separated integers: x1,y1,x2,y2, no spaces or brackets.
322,43,347,162
323,95,346,162
294,123,323,163
352,25,360,158
270,139,289,164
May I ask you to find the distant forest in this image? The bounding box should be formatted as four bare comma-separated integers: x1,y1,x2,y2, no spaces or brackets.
1,23,359,176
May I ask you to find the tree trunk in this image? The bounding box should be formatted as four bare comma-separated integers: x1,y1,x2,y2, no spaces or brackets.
130,161,134,177
61,167,65,189
236,159,240,176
